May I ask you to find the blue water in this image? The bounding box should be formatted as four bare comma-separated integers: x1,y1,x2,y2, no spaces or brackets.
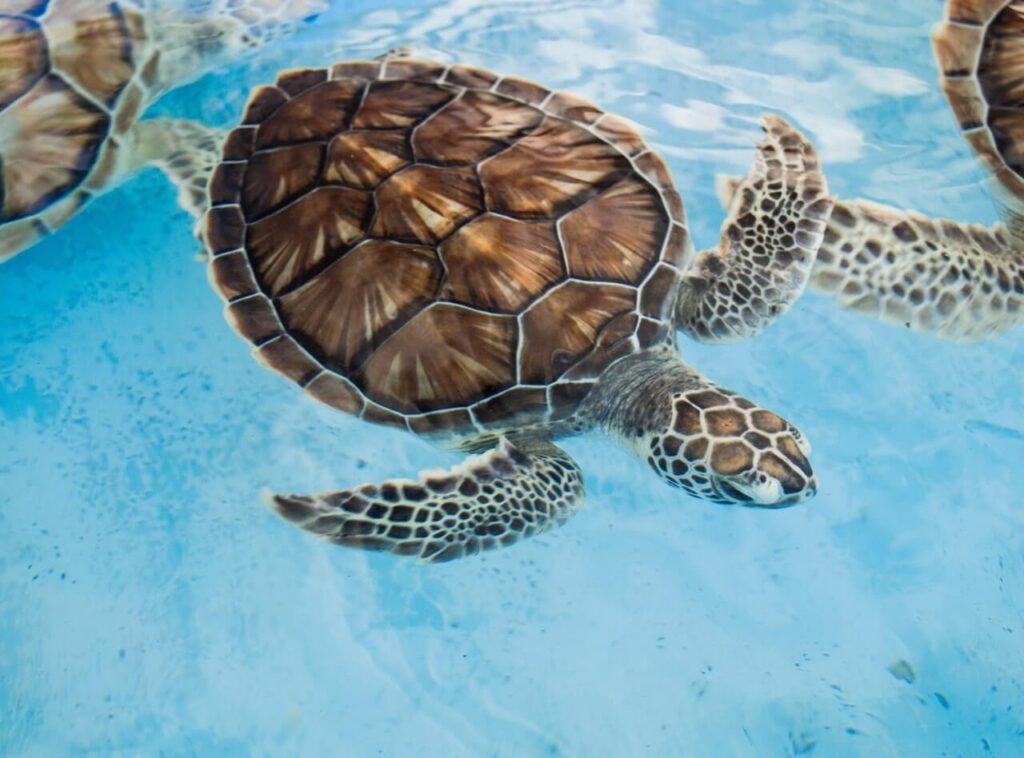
2,1,1023,755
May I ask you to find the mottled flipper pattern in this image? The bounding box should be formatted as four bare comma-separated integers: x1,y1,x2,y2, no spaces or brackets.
809,199,1024,341
675,115,834,343
128,118,227,223
268,438,585,563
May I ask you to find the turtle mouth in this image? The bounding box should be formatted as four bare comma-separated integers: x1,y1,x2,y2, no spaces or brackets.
713,474,814,508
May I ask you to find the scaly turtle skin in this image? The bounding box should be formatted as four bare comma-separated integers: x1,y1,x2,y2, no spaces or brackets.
719,0,1024,342
205,56,831,562
0,0,325,262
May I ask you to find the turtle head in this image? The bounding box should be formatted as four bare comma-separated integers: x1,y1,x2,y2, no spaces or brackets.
649,388,817,507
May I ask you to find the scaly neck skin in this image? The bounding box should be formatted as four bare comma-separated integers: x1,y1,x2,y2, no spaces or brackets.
581,347,704,437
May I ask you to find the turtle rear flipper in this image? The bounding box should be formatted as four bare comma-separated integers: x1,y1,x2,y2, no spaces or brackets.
267,439,585,563
933,0,1024,240
674,115,834,343
125,118,226,224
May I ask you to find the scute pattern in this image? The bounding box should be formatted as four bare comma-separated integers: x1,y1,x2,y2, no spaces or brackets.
247,186,372,295
277,240,441,372
519,281,637,384
241,142,323,219
934,1,1024,218
0,74,108,221
47,0,142,106
255,79,363,148
359,305,517,413
325,129,410,188
439,214,563,311
0,16,48,111
371,164,483,243
481,117,632,218
209,58,685,432
562,176,669,283
413,90,543,165
353,80,455,128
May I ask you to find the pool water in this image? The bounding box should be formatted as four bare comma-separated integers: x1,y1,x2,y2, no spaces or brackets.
2,0,1023,755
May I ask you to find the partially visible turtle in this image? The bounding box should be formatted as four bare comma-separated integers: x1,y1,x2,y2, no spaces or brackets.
718,0,1024,342
203,56,831,562
0,0,326,262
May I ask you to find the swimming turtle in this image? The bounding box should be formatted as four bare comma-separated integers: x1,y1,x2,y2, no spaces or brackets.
717,0,1024,342
203,56,831,562
0,0,325,262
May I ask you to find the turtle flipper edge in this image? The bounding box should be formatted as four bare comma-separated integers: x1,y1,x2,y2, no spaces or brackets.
810,199,1024,342
125,118,227,227
267,438,585,563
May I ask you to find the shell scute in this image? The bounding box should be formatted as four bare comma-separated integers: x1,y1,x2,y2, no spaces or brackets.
519,281,637,384
241,142,323,219
276,239,442,373
544,91,603,124
353,80,455,129
473,387,550,429
382,59,447,83
561,175,669,283
371,163,483,243
495,76,550,105
439,214,563,312
255,336,322,385
304,372,365,415
246,185,373,295
325,129,411,188
0,15,47,111
48,1,143,107
0,74,108,222
444,64,498,90
480,117,632,219
358,304,518,414
242,85,289,125
275,67,328,97
413,90,543,165
255,79,364,148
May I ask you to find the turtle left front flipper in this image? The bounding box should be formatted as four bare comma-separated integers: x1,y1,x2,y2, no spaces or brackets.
675,115,834,343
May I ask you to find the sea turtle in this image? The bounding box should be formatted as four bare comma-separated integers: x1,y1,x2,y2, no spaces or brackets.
203,56,832,562
717,0,1024,342
0,0,326,262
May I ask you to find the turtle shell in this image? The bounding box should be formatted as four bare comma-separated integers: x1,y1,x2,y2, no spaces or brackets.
933,0,1024,207
206,58,691,437
0,0,150,259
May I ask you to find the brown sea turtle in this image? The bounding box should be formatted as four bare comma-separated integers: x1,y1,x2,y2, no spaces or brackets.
717,0,1024,342
0,0,325,262
203,56,833,562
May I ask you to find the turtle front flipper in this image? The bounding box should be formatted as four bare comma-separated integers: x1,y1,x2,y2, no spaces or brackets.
674,115,834,343
807,199,1024,341
267,439,585,563
125,118,226,225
